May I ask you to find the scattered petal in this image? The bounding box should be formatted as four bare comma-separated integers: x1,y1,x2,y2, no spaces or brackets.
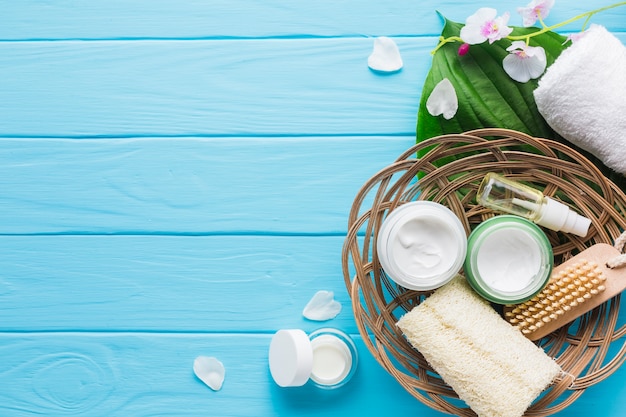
503,41,547,82
517,0,555,27
194,356,225,391
460,8,513,45
426,78,458,120
367,36,403,72
302,290,342,321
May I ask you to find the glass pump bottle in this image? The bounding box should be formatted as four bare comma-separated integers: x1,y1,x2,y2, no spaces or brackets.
477,173,591,237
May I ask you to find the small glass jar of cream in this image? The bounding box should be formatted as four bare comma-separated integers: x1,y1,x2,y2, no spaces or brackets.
269,328,357,389
464,215,554,304
376,201,467,291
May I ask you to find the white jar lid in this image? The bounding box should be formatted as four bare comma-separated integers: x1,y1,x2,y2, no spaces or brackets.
269,329,313,387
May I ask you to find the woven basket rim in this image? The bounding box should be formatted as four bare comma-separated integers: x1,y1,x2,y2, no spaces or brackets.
342,128,626,416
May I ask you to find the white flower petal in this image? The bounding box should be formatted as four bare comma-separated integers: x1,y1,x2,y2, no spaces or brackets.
426,78,458,120
507,40,528,52
564,31,587,44
486,12,513,43
503,45,547,82
460,25,487,45
194,356,225,391
518,0,555,27
461,8,512,45
498,11,511,26
517,1,539,27
461,8,497,44
367,36,403,72
503,54,532,82
517,7,538,27
466,8,497,25
302,290,342,321
526,47,547,78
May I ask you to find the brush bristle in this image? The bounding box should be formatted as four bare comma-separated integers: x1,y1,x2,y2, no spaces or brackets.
504,260,607,335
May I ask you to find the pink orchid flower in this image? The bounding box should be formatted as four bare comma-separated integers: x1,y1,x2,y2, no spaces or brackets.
460,8,514,45
517,0,555,27
502,41,547,82
563,30,588,45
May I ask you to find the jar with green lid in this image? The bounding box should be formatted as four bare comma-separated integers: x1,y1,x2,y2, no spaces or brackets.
464,215,553,304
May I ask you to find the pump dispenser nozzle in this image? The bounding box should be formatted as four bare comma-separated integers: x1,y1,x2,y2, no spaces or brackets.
477,173,591,237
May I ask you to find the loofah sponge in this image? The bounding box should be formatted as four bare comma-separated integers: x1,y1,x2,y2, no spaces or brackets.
397,276,562,417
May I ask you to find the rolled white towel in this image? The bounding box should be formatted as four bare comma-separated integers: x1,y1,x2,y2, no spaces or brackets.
534,25,626,175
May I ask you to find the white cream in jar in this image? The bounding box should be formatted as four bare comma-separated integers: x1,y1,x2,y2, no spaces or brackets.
476,227,542,293
377,201,467,291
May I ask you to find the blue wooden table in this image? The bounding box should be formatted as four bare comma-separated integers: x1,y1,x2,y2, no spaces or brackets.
1,1,625,416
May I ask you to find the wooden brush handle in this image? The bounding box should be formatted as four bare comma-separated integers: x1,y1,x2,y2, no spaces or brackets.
504,243,626,341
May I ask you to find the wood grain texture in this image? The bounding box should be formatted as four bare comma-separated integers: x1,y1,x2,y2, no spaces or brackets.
2,0,625,416
3,37,624,138
0,39,428,137
0,235,359,332
0,136,412,234
0,334,430,417
1,0,624,40
0,333,623,416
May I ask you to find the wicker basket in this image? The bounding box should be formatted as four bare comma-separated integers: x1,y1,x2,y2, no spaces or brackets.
341,128,626,416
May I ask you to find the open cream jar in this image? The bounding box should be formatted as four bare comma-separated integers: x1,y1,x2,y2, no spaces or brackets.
376,201,467,291
464,215,553,304
269,328,357,389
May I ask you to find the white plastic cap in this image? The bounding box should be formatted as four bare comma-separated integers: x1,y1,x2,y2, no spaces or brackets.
537,197,591,237
269,329,313,387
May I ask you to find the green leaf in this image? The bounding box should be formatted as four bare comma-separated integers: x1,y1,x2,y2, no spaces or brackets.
416,16,626,191
417,17,566,142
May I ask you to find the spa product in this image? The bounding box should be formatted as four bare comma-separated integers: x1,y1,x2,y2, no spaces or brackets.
269,328,357,389
376,201,467,291
397,276,562,417
464,215,553,304
504,243,626,340
477,172,590,237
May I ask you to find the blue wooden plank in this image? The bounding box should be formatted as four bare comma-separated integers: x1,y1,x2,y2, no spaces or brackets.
1,0,623,40
0,136,413,235
0,39,429,137
0,333,439,417
0,333,623,416
0,0,425,40
2,36,625,138
0,235,358,332
2,34,625,139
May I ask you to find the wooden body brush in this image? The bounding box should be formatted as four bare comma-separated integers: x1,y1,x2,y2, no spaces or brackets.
504,243,626,341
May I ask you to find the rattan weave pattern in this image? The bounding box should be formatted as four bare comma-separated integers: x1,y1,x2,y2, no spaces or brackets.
341,129,626,416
